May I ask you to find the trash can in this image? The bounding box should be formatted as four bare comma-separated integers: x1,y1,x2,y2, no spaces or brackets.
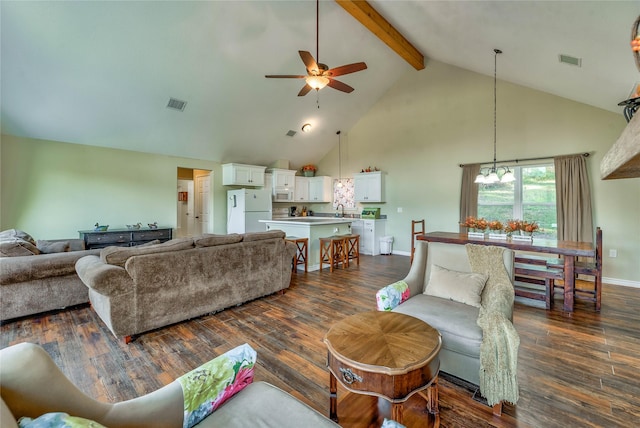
380,236,394,255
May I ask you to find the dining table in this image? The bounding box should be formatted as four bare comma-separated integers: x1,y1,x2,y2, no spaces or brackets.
417,232,597,312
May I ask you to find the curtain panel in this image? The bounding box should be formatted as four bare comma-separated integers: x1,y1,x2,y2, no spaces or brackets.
554,154,594,243
459,164,481,233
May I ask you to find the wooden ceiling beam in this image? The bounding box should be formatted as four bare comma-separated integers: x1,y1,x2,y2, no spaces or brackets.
335,0,424,70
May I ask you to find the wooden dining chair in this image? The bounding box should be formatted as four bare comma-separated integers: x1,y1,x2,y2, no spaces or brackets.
548,227,603,311
411,219,425,264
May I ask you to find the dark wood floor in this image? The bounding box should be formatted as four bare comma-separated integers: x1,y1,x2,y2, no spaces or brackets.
2,254,639,427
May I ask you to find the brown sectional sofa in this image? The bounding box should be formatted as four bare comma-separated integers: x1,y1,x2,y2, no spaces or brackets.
75,230,297,341
0,229,100,322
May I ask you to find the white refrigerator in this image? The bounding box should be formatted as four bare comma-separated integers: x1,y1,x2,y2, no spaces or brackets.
227,189,272,234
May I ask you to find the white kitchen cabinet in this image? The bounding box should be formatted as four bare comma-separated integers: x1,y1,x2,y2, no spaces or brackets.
294,176,309,202
269,169,296,189
294,176,332,202
222,163,266,186
354,171,385,202
308,176,332,202
351,219,386,255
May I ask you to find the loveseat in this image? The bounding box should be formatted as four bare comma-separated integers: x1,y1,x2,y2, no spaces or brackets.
0,342,340,428
376,241,519,414
75,230,297,342
0,229,100,322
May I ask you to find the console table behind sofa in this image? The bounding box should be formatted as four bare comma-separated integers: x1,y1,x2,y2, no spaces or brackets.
79,228,172,249
418,231,596,312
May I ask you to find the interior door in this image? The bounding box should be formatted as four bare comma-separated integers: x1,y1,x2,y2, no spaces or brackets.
195,171,212,235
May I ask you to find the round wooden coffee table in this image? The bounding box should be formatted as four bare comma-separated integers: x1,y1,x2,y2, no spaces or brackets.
323,311,442,426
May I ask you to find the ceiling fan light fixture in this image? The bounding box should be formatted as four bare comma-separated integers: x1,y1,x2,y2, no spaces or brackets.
306,75,329,90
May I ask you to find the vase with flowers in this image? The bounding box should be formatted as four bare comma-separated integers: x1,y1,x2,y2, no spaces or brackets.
301,164,317,177
488,220,507,240
506,219,539,242
460,216,488,239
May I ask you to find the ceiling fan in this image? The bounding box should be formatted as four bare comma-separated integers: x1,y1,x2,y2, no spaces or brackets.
265,0,367,96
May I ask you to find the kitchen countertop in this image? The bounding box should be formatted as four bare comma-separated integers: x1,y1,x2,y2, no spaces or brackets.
260,218,353,225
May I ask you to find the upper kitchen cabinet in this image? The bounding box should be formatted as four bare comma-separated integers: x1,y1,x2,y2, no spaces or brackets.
294,176,309,202
295,176,332,203
222,163,266,186
268,168,296,190
354,171,385,203
308,176,332,202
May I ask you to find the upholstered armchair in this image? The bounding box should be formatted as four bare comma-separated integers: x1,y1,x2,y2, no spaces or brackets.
376,241,519,415
0,342,339,428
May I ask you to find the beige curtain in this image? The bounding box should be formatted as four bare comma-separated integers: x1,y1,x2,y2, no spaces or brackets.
554,155,594,242
459,164,481,233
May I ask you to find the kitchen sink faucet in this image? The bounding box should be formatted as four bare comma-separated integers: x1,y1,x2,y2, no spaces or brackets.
336,204,344,218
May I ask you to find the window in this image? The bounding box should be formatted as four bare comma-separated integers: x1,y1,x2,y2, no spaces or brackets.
478,164,557,239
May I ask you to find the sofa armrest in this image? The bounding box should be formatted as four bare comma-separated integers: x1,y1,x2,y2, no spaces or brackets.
75,255,134,296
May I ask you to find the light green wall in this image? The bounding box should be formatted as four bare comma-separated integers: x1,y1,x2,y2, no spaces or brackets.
315,60,639,284
0,135,227,239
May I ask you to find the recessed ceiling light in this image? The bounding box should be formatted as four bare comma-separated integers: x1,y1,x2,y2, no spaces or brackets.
559,54,582,67
301,123,312,133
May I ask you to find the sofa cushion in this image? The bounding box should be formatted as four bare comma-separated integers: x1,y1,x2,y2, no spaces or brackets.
0,238,40,257
200,382,339,428
17,413,106,428
393,294,482,358
100,237,194,267
242,230,285,242
178,343,256,428
376,280,410,311
194,234,243,248
36,240,70,254
0,229,37,246
424,264,488,308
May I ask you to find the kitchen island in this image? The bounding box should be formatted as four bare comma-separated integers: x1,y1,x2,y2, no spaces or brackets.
260,218,353,271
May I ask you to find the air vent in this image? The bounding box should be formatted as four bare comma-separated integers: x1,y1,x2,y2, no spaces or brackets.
286,130,296,137
167,98,187,111
559,54,582,67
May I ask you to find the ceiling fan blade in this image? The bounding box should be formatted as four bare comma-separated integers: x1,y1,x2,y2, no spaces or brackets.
299,51,319,74
265,75,306,79
326,62,367,77
327,79,354,93
298,84,313,96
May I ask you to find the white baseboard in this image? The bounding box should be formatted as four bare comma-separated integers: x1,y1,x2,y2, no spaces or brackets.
603,277,640,288
391,250,411,257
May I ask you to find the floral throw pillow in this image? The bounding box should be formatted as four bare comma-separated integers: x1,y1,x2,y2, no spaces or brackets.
376,280,410,311
18,413,106,428
178,343,256,428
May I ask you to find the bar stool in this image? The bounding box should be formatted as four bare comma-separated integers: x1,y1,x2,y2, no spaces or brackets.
319,236,348,272
343,234,360,267
285,236,308,273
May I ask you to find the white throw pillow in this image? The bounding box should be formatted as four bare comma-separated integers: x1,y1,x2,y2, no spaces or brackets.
424,264,488,308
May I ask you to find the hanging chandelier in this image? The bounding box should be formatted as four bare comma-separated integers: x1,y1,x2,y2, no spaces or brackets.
475,49,515,184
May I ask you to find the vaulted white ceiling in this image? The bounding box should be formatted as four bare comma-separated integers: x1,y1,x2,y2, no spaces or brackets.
2,1,637,168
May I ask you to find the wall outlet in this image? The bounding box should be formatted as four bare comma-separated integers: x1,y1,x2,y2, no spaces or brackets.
397,207,403,213
609,249,617,258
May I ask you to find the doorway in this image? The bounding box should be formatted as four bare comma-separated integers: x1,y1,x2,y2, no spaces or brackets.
176,167,213,237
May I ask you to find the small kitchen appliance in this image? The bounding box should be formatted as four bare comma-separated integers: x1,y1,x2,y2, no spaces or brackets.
361,207,381,219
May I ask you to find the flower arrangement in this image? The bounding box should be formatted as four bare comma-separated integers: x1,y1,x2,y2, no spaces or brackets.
462,217,541,240
505,219,540,236
301,164,317,172
460,216,488,232
488,220,504,232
